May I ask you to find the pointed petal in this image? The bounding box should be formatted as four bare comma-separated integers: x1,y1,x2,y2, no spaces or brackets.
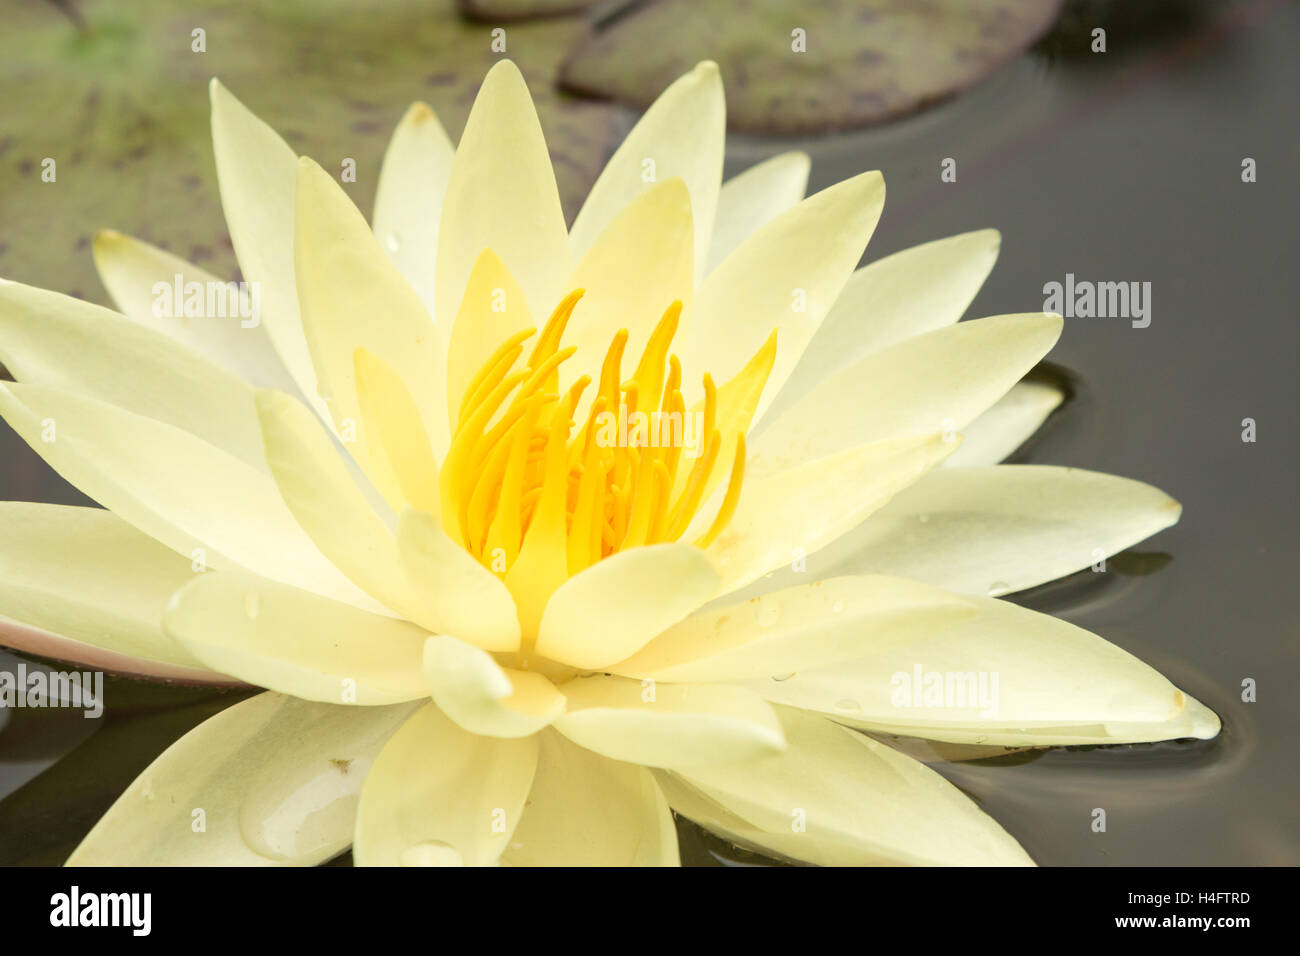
706,434,956,594
943,379,1064,467
443,249,534,425
536,543,719,670
663,707,1033,865
570,60,724,282
748,313,1063,477
353,347,439,513
0,279,266,468
255,389,414,617
768,229,1001,421
564,176,695,394
614,575,976,684
814,465,1182,597
706,151,810,274
423,634,564,738
396,508,521,654
501,730,678,866
684,171,886,421
0,503,230,682
552,675,785,769
751,596,1218,745
91,231,300,394
163,573,427,705
294,157,449,463
209,80,326,421
435,61,569,339
0,382,367,607
68,692,419,865
353,702,538,866
373,101,455,318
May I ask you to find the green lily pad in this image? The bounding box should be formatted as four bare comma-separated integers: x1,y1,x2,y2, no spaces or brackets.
0,0,618,302
560,0,1064,134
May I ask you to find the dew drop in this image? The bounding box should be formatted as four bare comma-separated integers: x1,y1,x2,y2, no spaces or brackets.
834,698,862,714
918,514,930,524
244,590,261,619
830,600,844,614
385,233,402,253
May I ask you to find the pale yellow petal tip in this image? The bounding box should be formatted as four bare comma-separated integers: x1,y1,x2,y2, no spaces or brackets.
485,58,525,85
692,60,722,81
1183,694,1222,740
403,101,436,125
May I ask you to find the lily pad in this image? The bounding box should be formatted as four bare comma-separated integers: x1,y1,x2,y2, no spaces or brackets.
560,0,1064,134
0,0,618,302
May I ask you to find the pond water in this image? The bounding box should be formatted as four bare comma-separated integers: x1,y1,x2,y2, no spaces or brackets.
1,0,1296,865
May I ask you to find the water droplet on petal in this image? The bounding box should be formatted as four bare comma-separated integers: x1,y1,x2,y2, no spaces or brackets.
771,672,796,682
244,590,261,619
834,698,862,714
918,514,930,524
385,233,402,253
830,600,844,614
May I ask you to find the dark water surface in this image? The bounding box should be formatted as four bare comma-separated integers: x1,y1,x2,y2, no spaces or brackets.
1,0,1297,865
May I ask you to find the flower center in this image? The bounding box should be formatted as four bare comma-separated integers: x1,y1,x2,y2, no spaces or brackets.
437,290,772,645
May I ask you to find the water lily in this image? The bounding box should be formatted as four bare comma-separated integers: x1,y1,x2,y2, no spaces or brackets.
0,60,1217,867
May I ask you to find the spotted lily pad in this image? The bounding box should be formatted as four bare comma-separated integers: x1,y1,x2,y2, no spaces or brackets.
0,0,617,302
560,0,1064,134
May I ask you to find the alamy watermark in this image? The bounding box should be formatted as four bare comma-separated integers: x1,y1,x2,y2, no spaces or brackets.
0,663,103,718
151,274,261,328
890,663,1000,717
1042,273,1151,328
592,405,704,459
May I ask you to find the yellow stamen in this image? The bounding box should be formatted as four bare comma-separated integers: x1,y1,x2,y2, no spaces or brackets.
441,289,775,648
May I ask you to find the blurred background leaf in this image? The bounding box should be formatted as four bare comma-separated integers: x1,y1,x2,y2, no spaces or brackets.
560,0,1064,133
0,0,619,301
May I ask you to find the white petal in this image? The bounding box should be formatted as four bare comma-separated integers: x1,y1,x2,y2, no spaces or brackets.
501,730,678,866
552,675,785,769
209,80,327,423
766,229,1000,422
353,702,538,866
91,230,301,394
68,692,420,865
707,434,956,594
563,176,695,399
423,634,564,737
373,101,455,319
536,543,720,670
750,596,1218,745
0,381,369,608
255,389,413,617
0,502,229,682
706,151,810,274
685,171,886,421
570,60,725,282
294,157,449,464
0,278,266,469
614,575,976,683
397,508,521,653
812,465,1182,597
942,379,1064,467
435,61,569,342
662,706,1033,865
748,313,1063,477
164,572,428,705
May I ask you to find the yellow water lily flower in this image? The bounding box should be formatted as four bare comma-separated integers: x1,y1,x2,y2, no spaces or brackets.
0,60,1218,867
